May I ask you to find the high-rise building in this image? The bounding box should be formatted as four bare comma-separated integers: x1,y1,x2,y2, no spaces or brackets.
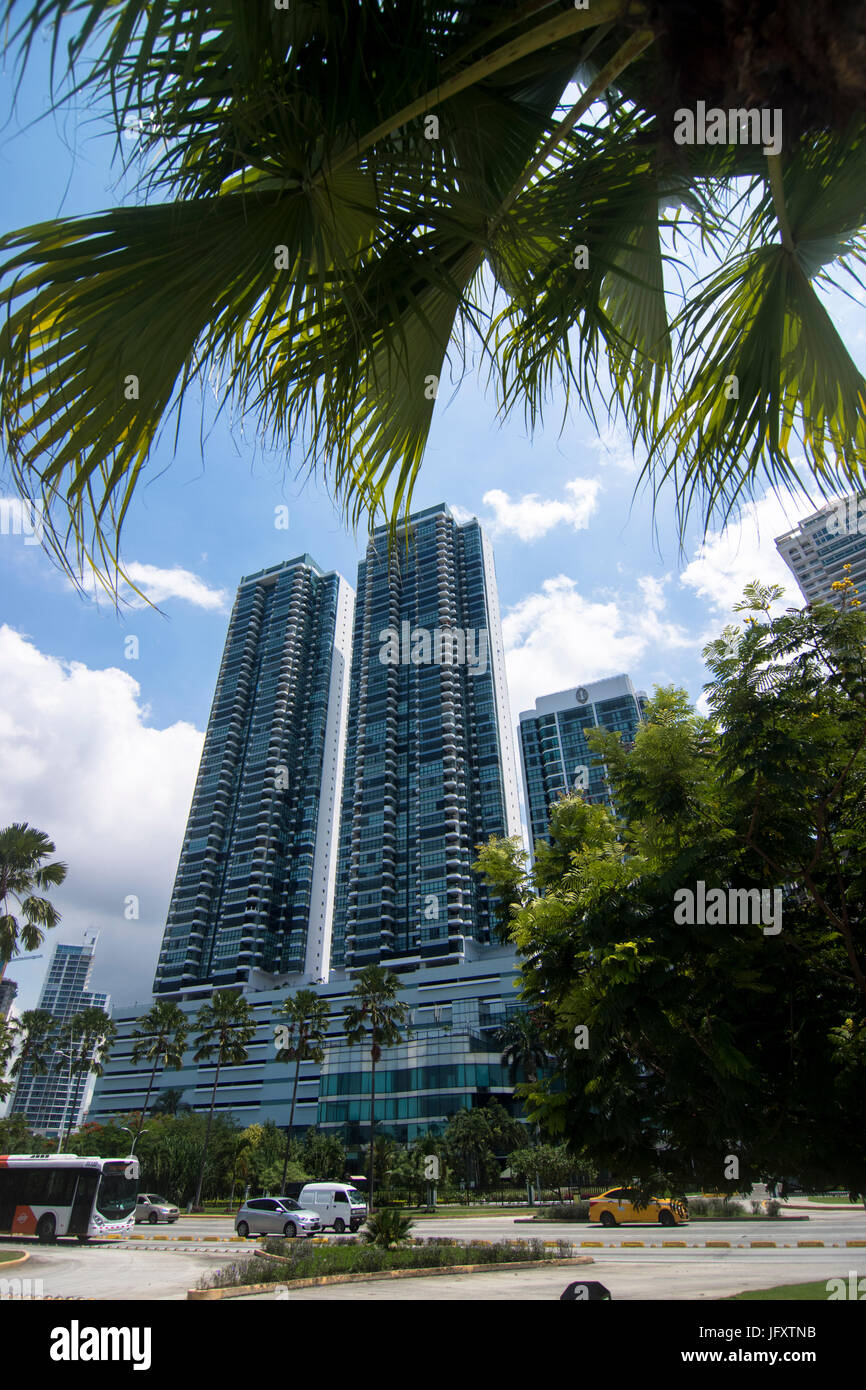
0,978,17,1020
519,675,647,848
153,556,354,997
331,504,521,972
9,939,108,1137
775,491,866,607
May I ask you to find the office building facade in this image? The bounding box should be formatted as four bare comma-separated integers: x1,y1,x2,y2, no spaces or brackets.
90,949,525,1147
519,675,647,848
153,556,354,997
9,940,109,1137
331,504,521,973
775,491,866,607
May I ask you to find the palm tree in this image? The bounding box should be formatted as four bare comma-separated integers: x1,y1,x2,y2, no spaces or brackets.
1,3,865,581
8,1009,56,1082
191,991,256,1208
0,825,67,976
496,1012,550,1086
130,1000,189,1145
274,989,330,1191
0,1016,16,1102
150,1086,191,1117
343,964,408,1215
55,1006,117,1150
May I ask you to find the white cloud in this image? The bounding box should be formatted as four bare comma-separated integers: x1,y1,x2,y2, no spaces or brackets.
679,490,814,618
474,478,601,541
120,562,229,611
0,626,203,1010
584,423,641,474
503,572,689,715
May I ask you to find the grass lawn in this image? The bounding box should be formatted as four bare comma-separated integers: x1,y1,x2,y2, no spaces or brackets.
804,1195,859,1205
724,1281,830,1301
0,1251,25,1264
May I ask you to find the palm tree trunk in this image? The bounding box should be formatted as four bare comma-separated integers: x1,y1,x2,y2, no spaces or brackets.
135,1051,160,1145
194,1054,221,1209
281,1055,302,1192
367,1053,377,1215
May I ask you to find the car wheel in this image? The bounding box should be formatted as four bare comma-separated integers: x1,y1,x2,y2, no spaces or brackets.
236,1221,249,1239
37,1213,57,1244
599,1211,617,1228
333,1218,346,1234
283,1222,297,1238
659,1209,675,1227
149,1211,159,1224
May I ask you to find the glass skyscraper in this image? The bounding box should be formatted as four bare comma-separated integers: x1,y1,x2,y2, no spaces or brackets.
153,556,354,996
775,490,866,607
10,938,108,1137
331,504,521,972
519,675,647,849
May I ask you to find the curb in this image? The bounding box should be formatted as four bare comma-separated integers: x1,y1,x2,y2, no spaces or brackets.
0,1251,30,1270
188,1255,594,1300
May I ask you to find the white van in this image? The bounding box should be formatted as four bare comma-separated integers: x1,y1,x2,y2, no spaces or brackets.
298,1182,367,1233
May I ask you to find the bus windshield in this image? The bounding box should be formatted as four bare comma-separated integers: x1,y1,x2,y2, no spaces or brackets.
95,1163,139,1221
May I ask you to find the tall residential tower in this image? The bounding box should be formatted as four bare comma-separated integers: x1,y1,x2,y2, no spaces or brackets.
9,939,109,1137
332,504,521,972
775,491,866,607
519,675,647,848
153,556,354,997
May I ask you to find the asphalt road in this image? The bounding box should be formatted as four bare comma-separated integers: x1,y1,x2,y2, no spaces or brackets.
1,1207,862,1300
128,1207,866,1249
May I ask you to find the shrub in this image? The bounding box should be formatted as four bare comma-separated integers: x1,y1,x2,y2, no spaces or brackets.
686,1197,748,1219
361,1209,414,1248
537,1202,590,1222
198,1238,570,1289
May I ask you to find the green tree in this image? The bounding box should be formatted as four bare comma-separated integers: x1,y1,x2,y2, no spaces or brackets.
55,1006,117,1150
130,1000,189,1146
343,965,408,1213
150,1086,191,1116
7,1009,56,1083
473,836,528,942
443,1101,527,1191
0,1015,16,1101
192,992,256,1207
0,1112,41,1151
478,586,866,1192
274,989,330,1190
0,824,66,975
2,5,866,577
301,1127,347,1183
507,1143,577,1196
496,1011,549,1087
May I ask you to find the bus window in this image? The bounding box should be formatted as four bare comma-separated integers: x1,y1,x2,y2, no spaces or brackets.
95,1167,138,1222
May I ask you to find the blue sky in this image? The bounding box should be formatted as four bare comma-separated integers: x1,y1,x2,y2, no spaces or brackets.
1,46,862,1024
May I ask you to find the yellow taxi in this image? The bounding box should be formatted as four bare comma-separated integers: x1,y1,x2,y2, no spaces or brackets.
589,1187,689,1227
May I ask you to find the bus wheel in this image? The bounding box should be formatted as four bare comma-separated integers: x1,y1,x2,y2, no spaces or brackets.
37,1214,57,1243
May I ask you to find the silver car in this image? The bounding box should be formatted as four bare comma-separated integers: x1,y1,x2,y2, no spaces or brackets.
235,1196,321,1239
134,1193,180,1224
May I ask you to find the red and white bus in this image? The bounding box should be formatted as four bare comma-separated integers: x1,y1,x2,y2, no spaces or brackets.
0,1154,140,1242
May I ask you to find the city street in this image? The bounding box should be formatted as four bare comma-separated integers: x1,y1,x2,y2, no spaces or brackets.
2,1206,863,1300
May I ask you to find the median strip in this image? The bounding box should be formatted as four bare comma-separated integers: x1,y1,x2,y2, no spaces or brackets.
187,1255,594,1300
